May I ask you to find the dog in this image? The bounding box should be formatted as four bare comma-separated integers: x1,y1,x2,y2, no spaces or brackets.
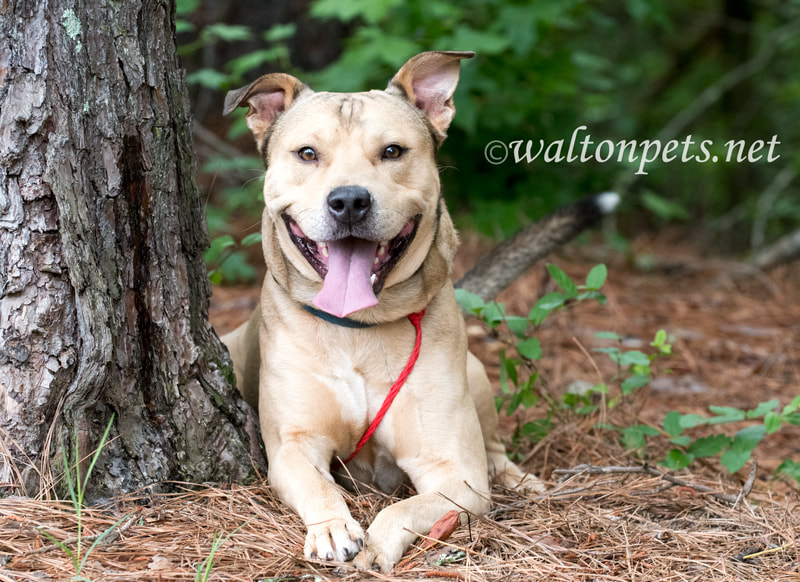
221,51,582,571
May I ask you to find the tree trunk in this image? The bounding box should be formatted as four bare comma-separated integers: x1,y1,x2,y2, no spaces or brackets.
0,0,266,500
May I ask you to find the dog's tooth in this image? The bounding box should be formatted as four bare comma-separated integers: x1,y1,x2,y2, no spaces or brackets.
319,242,329,257
378,242,388,256
374,257,380,265
370,273,377,285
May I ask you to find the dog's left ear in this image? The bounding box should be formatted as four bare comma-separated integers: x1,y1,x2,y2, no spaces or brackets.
387,51,475,145
223,73,309,153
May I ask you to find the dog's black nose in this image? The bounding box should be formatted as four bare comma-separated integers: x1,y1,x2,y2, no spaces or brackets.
327,186,372,225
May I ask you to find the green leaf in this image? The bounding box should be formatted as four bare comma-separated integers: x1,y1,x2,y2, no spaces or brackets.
720,448,751,473
505,316,529,338
663,449,693,470
585,264,607,289
209,251,256,284
594,331,621,340
783,412,800,426
746,399,780,419
619,351,651,367
176,0,199,16
650,329,671,355
708,406,746,424
498,351,517,395
482,302,505,328
621,425,659,450
203,23,252,43
679,414,708,429
731,425,765,452
776,459,800,483
186,68,229,90
533,291,566,311
206,235,236,261
455,289,485,315
517,337,543,360
311,0,404,24
577,290,607,304
520,379,539,407
641,191,690,221
547,264,578,298
227,48,288,79
528,306,551,326
764,411,782,434
175,19,195,34
688,434,731,458
594,346,621,364
783,395,800,415
669,436,692,446
241,233,262,247
522,418,553,442
621,374,650,394
263,23,297,42
663,411,684,437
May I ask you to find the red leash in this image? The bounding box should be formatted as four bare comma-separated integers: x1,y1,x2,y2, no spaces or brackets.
339,309,425,466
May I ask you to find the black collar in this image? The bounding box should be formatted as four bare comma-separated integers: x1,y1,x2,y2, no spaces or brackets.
301,304,377,329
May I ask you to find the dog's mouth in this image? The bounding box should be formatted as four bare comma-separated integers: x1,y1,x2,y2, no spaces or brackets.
282,214,420,317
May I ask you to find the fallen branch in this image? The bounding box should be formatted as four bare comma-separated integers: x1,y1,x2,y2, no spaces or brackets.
752,227,800,270
456,193,618,305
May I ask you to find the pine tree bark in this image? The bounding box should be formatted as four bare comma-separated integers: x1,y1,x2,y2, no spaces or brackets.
0,0,266,499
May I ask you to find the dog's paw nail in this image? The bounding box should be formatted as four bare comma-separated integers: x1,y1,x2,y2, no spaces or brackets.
342,547,357,561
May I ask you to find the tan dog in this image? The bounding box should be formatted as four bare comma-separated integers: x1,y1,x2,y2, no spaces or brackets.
221,51,542,571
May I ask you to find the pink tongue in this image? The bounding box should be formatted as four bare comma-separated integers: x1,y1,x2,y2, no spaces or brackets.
312,238,379,317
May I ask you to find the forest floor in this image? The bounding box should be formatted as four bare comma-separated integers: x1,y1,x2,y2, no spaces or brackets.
2,231,799,581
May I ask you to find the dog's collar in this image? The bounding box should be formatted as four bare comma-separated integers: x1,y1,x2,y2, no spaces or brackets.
301,304,378,329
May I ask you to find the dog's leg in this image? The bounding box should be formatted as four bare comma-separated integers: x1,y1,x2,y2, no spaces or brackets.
352,383,492,571
268,438,366,562
354,474,489,571
467,352,545,492
220,304,262,409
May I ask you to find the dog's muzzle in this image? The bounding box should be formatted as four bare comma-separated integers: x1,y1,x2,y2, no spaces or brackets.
282,211,420,318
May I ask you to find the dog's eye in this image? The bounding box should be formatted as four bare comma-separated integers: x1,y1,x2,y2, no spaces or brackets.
382,144,404,160
297,147,317,162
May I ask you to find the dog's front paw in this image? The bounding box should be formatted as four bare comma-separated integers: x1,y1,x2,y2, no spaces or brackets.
352,538,400,572
304,518,365,563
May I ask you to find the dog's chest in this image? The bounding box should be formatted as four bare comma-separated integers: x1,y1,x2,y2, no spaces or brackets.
314,354,371,427
312,340,409,483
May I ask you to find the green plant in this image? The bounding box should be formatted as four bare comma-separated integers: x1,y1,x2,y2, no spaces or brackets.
205,232,262,285
662,397,800,474
38,416,132,582
195,522,249,582
457,264,800,487
456,263,608,442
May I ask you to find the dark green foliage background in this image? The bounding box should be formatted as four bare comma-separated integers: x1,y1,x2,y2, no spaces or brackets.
180,0,799,281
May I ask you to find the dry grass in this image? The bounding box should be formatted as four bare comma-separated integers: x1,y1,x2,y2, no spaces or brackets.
1,462,798,581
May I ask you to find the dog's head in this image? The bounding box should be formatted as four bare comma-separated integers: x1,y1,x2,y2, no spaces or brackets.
224,51,473,320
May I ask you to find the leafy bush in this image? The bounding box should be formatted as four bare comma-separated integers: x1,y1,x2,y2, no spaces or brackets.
458,264,800,487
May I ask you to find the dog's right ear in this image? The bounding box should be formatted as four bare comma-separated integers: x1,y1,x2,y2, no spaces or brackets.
223,73,309,153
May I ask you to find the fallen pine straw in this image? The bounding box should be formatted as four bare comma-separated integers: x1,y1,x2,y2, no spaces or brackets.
1,469,798,582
